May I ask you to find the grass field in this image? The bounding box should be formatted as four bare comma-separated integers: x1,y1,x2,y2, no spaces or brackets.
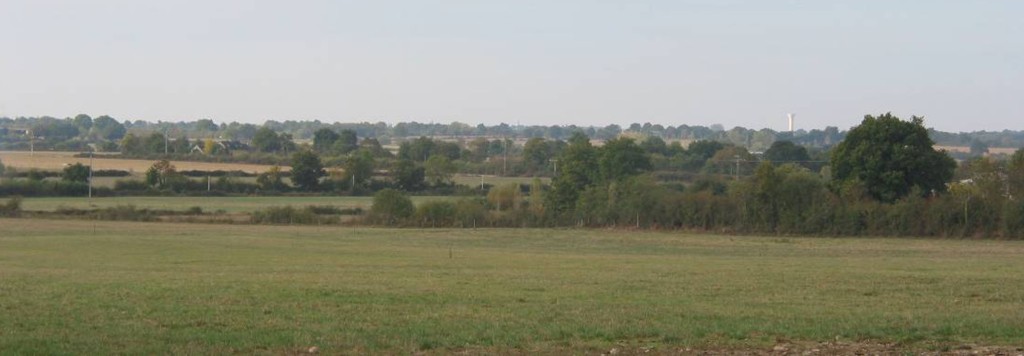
452,174,550,188
2,219,1023,353
18,196,455,213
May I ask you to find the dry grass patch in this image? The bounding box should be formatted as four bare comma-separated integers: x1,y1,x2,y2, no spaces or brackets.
0,151,286,173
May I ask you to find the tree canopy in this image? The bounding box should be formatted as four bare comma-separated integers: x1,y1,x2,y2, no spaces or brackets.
830,113,956,202
290,151,325,191
763,141,810,163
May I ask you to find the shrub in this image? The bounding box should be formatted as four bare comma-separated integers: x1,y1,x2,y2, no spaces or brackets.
251,206,324,225
94,205,157,221
369,189,414,225
454,198,488,227
0,196,23,216
415,200,457,227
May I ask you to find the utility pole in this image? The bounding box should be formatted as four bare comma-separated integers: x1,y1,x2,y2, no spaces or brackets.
734,155,740,181
502,137,508,176
164,129,169,155
550,158,558,177
88,150,94,200
29,128,34,156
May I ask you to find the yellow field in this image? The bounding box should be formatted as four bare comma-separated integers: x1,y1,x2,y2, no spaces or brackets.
0,151,286,173
934,146,1019,155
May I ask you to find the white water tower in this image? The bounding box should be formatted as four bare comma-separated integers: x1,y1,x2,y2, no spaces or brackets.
787,113,795,132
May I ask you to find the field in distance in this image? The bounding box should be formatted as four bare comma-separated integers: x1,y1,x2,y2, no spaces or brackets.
2,219,1023,354
0,151,285,173
0,150,545,188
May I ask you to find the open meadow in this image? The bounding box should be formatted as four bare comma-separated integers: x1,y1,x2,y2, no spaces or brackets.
1,218,1023,354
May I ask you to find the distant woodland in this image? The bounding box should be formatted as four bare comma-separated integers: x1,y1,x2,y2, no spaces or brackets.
2,114,1024,238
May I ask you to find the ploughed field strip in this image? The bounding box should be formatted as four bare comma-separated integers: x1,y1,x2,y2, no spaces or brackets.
1,218,1023,354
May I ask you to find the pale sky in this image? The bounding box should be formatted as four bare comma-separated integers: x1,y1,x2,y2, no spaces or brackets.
1,1,1021,132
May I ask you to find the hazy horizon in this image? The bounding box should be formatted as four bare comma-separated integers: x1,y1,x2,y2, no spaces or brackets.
2,1,1021,132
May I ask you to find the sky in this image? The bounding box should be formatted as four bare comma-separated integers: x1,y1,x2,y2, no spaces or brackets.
1,1,1021,132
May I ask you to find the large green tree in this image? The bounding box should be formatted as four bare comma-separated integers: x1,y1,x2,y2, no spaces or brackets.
342,149,376,188
392,159,425,191
598,137,651,182
290,150,326,191
333,129,359,154
91,115,126,140
830,113,955,202
545,132,599,219
424,155,456,186
62,163,90,183
252,127,281,153
763,140,810,163
312,128,339,153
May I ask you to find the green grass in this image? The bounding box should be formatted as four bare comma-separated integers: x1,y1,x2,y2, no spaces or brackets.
2,219,1024,354
19,196,453,213
452,174,549,187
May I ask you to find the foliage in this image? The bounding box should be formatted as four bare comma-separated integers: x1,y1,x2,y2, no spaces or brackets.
256,166,288,192
545,132,599,219
424,155,456,186
522,137,563,173
290,151,326,191
333,129,359,154
62,163,90,183
250,206,334,225
144,160,186,190
1009,148,1024,199
91,115,126,140
340,150,376,189
831,113,956,202
0,196,22,216
313,128,340,152
703,145,755,176
369,189,414,224
598,137,651,182
487,183,522,211
398,137,462,162
414,200,457,227
391,159,425,191
763,140,810,164
251,127,296,153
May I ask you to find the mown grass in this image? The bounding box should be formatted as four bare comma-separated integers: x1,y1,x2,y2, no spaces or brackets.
18,196,453,214
452,174,549,187
1,219,1023,354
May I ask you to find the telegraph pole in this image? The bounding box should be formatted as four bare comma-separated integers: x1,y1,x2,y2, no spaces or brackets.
734,155,740,181
88,150,94,200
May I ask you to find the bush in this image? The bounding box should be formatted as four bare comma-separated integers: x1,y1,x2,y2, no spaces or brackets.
250,206,337,225
93,205,157,221
454,198,488,227
415,200,457,227
0,196,23,216
369,189,414,225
